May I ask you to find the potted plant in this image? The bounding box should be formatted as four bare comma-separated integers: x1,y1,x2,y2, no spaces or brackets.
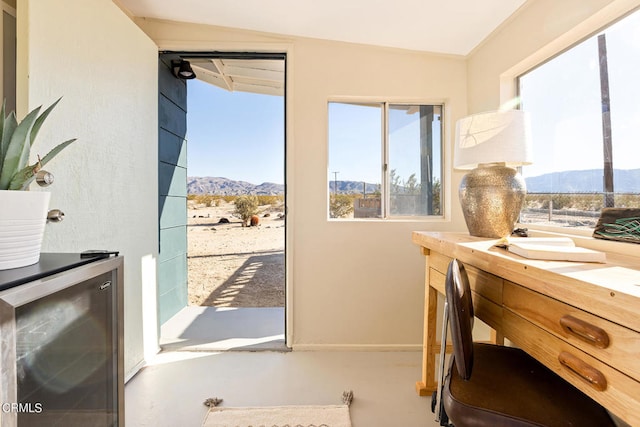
0,98,76,270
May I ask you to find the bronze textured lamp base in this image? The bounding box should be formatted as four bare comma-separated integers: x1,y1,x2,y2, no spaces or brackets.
459,164,526,238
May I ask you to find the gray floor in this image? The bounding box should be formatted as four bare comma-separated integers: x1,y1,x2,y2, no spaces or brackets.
125,350,436,426
160,306,287,351
125,306,438,426
129,307,630,427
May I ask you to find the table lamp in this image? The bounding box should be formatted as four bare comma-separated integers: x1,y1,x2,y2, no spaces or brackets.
454,110,532,238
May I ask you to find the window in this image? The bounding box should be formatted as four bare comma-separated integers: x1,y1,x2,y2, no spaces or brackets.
518,9,640,229
328,101,443,219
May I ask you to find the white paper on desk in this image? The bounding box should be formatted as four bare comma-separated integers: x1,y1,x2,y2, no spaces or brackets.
505,237,606,263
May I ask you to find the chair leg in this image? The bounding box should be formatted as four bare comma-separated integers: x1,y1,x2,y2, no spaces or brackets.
433,299,450,425
431,391,450,426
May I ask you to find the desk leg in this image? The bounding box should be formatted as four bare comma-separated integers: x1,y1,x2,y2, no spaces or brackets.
491,329,505,345
416,283,438,396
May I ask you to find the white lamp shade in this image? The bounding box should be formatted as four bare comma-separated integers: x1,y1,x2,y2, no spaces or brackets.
454,110,532,170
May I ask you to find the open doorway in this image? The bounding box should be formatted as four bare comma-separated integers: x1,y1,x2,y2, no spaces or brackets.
159,53,287,351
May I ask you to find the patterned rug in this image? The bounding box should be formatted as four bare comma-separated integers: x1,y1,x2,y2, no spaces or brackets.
201,391,353,427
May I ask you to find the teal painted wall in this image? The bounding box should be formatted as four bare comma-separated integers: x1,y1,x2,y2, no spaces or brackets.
157,56,188,325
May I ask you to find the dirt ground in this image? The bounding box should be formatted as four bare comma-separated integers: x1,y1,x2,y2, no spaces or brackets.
187,200,285,308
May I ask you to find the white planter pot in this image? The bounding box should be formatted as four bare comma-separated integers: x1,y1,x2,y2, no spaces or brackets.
0,190,50,270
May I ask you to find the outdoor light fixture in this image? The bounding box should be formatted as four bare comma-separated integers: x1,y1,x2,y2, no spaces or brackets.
172,60,196,80
454,110,532,238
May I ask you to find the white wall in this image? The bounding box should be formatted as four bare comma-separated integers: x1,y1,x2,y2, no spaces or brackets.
290,38,466,348
135,19,468,349
18,0,158,377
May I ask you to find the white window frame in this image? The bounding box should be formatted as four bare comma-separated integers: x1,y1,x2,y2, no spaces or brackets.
327,98,447,221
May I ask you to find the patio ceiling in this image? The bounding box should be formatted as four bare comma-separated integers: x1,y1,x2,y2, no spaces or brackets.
184,57,284,96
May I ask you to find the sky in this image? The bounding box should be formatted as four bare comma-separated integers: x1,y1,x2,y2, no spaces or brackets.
186,78,284,184
519,9,640,179
328,103,442,185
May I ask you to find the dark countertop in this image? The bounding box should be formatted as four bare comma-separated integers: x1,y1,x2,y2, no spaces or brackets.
0,253,110,291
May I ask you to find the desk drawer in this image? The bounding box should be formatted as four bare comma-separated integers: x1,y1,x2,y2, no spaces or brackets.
503,310,640,425
504,281,640,382
430,252,502,305
430,267,503,333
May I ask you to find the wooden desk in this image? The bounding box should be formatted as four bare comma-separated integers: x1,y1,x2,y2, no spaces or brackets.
412,232,640,426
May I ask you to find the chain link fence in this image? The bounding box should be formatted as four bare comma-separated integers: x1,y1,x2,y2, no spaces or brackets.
520,192,640,229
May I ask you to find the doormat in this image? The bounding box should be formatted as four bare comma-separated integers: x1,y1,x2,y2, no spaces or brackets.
202,391,353,427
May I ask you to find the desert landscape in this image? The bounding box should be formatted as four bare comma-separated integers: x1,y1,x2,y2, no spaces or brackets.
187,199,285,308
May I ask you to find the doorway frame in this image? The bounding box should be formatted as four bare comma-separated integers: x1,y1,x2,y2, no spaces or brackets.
160,47,294,347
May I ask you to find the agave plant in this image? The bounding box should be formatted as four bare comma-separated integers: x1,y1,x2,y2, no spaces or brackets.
0,98,76,191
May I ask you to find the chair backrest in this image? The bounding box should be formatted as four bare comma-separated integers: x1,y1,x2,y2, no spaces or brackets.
445,259,475,380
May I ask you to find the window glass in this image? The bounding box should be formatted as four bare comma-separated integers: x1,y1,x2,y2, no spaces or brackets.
388,105,442,216
328,102,382,218
518,9,640,229
328,101,443,219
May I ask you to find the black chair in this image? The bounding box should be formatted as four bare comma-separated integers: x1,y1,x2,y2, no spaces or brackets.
432,259,616,427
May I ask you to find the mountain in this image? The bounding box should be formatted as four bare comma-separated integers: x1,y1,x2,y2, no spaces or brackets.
328,181,380,194
187,177,284,195
329,169,640,194
189,169,640,196
525,169,640,193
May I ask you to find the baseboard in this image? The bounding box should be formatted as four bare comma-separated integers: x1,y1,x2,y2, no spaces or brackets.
290,343,422,352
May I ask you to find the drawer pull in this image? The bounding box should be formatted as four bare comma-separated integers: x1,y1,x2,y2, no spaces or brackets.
559,315,610,349
558,351,607,392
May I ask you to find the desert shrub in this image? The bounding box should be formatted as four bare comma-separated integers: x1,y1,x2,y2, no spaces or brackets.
578,194,603,211
330,194,354,218
432,179,442,215
256,194,284,206
188,194,221,207
203,195,217,207
404,173,420,195
234,195,259,226
537,194,572,210
524,194,543,209
616,194,640,208
222,195,236,203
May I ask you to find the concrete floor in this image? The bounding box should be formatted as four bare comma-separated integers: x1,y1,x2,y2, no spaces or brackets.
160,306,286,351
125,306,438,426
125,350,437,427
